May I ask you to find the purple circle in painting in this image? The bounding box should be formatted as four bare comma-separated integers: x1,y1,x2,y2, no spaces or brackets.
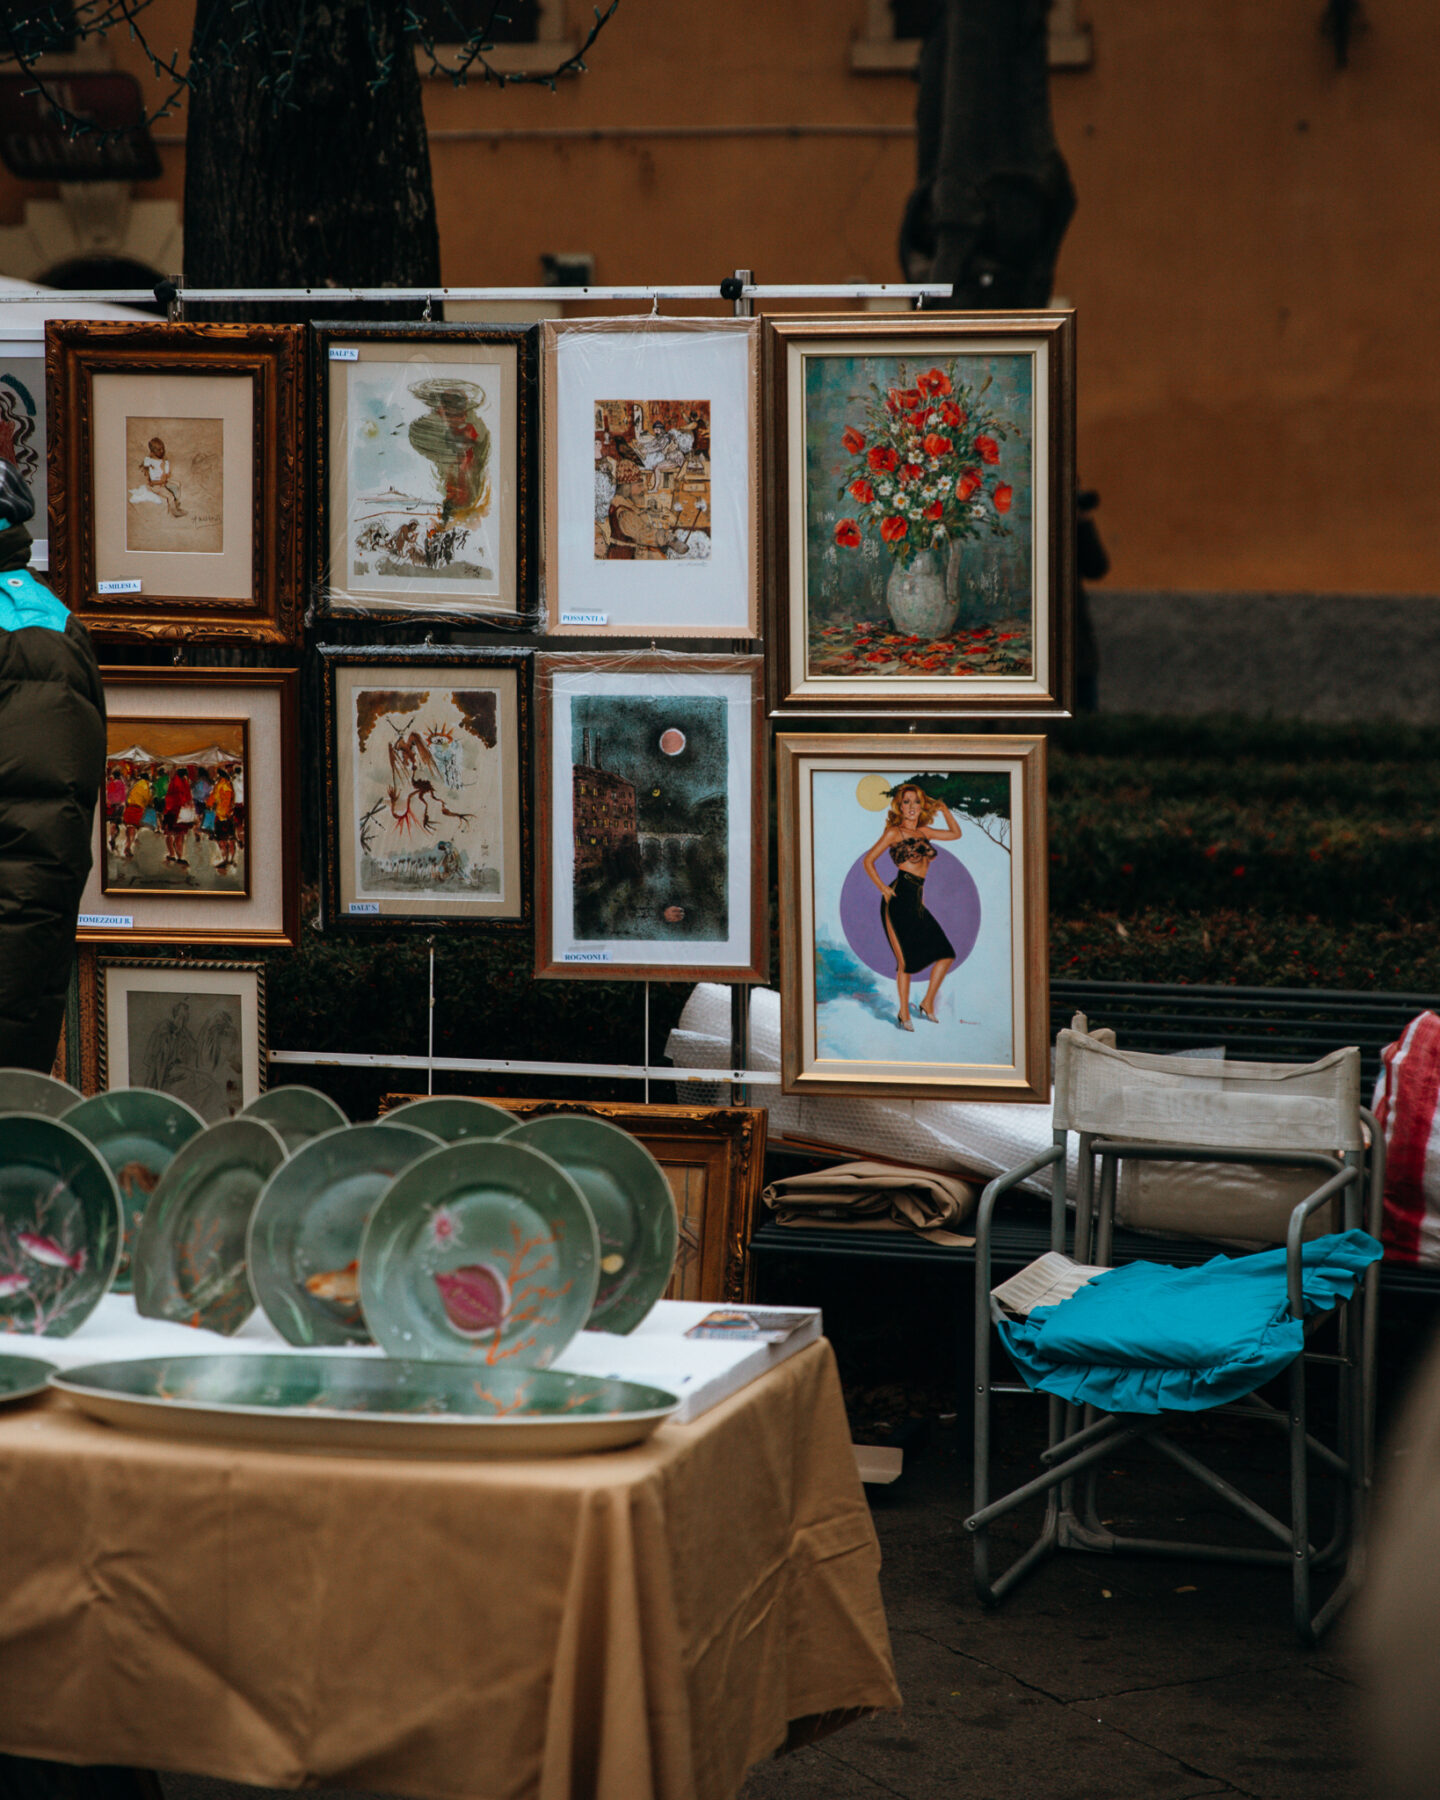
838,848,981,978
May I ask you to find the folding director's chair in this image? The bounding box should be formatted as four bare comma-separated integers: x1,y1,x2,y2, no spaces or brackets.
966,1027,1385,1642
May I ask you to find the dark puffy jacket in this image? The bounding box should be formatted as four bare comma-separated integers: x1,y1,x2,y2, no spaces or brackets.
0,562,106,1070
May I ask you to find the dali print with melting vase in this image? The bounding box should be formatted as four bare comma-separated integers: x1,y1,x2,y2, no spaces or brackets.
810,768,1015,1068
570,693,728,943
804,353,1033,681
353,685,507,901
103,718,248,898
346,363,503,599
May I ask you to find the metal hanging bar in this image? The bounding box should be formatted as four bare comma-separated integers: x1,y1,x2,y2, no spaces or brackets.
268,1048,782,1084
0,282,951,306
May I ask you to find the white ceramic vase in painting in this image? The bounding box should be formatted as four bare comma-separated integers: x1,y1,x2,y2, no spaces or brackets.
885,548,960,640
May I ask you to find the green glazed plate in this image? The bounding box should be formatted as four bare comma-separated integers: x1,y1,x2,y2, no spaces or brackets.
132,1117,287,1335
248,1121,441,1346
501,1115,678,1334
241,1086,348,1153
0,1069,83,1119
383,1096,514,1143
0,1352,58,1403
51,1354,678,1457
62,1088,207,1293
0,1114,122,1336
360,1139,599,1368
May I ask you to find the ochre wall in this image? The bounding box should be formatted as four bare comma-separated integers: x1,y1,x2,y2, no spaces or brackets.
5,0,1437,595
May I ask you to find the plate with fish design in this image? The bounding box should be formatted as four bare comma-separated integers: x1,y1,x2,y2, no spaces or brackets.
0,1069,83,1119
0,1352,57,1404
359,1139,599,1367
247,1121,442,1346
50,1354,679,1457
131,1117,287,1335
240,1086,349,1154
381,1096,514,1143
500,1115,677,1334
0,1114,122,1337
62,1089,207,1293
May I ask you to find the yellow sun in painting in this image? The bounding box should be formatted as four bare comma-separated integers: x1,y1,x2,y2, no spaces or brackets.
856,773,892,812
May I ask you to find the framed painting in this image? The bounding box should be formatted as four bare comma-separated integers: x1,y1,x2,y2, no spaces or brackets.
315,322,533,623
382,1095,768,1303
776,733,1049,1101
766,312,1075,715
535,652,767,982
80,667,300,946
99,957,266,1122
541,318,760,636
47,321,305,644
0,327,48,567
321,646,530,926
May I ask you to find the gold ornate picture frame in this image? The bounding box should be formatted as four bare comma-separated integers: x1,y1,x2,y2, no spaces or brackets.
47,321,305,645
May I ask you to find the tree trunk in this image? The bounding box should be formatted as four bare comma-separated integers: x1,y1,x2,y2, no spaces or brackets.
902,0,1075,310
183,0,441,321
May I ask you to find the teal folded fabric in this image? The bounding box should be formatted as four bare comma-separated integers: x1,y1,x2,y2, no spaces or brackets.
995,1229,1383,1414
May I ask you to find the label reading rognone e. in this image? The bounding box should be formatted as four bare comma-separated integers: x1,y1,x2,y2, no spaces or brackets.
328,346,360,362
96,579,142,595
78,913,133,929
563,949,610,963
560,611,608,627
348,901,380,915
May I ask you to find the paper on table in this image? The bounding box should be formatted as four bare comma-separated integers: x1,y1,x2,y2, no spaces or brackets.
991,1251,1108,1319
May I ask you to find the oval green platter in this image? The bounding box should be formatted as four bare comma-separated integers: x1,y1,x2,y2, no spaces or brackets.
382,1096,514,1143
359,1138,599,1367
501,1114,677,1334
0,1069,83,1119
131,1116,287,1335
0,1352,58,1403
51,1353,679,1457
0,1113,122,1336
62,1088,207,1293
248,1121,441,1346
241,1086,349,1153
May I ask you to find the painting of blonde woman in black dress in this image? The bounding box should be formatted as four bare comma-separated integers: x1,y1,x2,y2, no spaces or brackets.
862,784,962,1030
812,766,1014,1068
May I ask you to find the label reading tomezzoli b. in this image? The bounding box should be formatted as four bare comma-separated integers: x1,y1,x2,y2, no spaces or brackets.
562,949,611,963
78,913,133,929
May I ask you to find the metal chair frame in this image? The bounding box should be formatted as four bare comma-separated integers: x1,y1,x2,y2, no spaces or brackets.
965,1063,1385,1644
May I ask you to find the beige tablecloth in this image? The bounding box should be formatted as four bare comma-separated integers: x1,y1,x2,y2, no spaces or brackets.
0,1340,897,1800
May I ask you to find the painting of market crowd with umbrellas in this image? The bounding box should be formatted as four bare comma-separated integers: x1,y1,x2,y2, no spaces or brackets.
102,719,249,897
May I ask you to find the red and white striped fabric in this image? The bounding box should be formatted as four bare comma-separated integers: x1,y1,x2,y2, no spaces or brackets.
1372,1011,1440,1264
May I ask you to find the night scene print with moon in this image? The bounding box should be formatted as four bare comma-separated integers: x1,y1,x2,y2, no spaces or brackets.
570,695,727,942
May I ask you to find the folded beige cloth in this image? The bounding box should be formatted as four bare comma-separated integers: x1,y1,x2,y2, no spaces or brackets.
763,1160,977,1246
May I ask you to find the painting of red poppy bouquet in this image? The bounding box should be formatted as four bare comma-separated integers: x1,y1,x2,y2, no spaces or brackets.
831,362,1013,569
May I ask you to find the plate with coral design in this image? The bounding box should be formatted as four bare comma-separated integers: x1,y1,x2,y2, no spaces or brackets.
0,1114,122,1337
359,1139,599,1367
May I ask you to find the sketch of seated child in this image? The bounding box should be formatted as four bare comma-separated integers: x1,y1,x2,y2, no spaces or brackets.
130,436,185,517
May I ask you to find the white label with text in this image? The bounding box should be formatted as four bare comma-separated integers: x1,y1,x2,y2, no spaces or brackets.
328,346,360,362
560,611,608,626
96,579,142,595
562,950,611,963
78,913,133,929
348,901,381,915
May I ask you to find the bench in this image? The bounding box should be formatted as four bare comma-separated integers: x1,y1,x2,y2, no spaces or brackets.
749,980,1440,1305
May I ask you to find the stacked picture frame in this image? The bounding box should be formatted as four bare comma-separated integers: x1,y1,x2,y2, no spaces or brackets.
44,303,1075,1119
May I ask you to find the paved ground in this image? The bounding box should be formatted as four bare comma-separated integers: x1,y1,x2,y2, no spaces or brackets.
741,1398,1379,1800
